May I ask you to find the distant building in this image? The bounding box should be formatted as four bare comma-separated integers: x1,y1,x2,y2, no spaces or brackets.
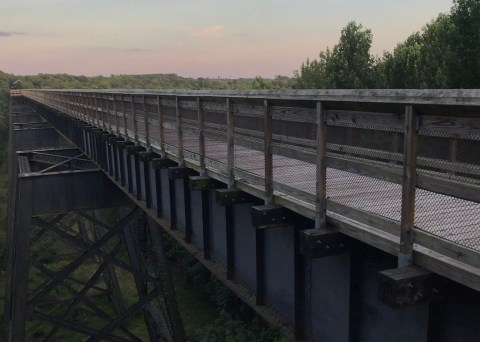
11,80,24,89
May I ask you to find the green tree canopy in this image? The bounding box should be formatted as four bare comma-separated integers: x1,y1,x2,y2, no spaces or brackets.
294,22,375,89
324,22,375,88
450,0,480,87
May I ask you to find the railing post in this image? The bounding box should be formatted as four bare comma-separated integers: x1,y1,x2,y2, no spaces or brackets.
176,96,184,165
315,101,327,229
198,97,206,176
264,99,273,204
226,98,235,189
157,95,165,156
399,104,418,267
143,95,151,152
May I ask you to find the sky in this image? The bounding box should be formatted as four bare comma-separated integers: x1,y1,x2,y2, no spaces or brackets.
0,0,454,78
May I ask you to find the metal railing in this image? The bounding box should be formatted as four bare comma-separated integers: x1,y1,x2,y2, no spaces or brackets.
17,89,480,270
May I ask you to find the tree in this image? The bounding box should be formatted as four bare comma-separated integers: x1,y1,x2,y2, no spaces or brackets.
418,14,453,88
324,21,375,88
293,53,329,89
294,22,375,89
251,76,271,89
450,0,480,87
383,33,424,88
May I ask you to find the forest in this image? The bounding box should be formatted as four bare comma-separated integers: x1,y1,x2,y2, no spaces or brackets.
0,0,478,340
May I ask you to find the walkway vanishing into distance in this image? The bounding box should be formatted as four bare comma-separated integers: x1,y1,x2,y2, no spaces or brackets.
6,89,480,341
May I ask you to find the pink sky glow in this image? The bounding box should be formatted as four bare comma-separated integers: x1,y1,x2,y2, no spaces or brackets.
0,0,454,78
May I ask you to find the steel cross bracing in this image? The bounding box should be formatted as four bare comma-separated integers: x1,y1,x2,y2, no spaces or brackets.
5,97,186,342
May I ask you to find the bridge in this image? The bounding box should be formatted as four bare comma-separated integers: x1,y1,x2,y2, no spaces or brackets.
5,89,480,341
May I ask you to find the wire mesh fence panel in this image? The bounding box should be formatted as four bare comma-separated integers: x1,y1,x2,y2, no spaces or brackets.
101,95,109,129
116,95,128,138
233,100,265,188
202,100,229,171
104,95,111,132
415,107,480,250
325,106,405,222
145,95,160,150
110,94,120,135
132,95,147,144
271,101,316,198
179,99,200,156
414,189,480,248
159,98,179,157
123,94,135,140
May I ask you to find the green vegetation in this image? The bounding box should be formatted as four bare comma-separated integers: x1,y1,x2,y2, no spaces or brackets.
169,246,286,342
294,0,480,89
12,73,293,91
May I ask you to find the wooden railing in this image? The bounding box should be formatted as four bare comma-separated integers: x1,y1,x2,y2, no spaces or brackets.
18,89,480,288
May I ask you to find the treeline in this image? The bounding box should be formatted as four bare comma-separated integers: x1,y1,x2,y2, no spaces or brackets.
294,0,480,89
9,73,293,90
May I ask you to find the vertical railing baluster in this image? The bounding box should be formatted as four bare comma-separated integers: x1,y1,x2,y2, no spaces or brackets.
144,95,151,152
226,98,235,189
157,95,165,156
315,101,327,229
198,97,206,175
176,96,184,165
264,99,273,204
399,104,418,267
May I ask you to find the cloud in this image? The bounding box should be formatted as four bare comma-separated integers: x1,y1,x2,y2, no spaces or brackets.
0,31,25,37
194,25,224,39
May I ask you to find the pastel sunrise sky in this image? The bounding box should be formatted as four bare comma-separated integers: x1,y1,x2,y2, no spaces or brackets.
0,0,453,78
